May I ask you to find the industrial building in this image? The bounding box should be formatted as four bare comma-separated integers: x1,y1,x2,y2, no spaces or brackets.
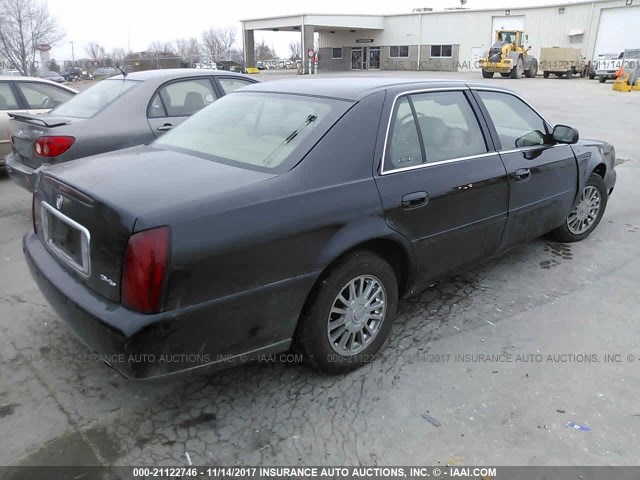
241,0,640,73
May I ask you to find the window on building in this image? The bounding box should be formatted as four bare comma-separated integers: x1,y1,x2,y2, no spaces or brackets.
389,46,409,58
430,45,453,58
332,48,343,59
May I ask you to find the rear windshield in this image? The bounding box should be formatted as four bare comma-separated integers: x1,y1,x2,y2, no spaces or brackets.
155,92,351,172
52,79,139,118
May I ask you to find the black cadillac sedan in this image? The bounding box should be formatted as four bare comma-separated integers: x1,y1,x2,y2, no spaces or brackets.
24,78,616,379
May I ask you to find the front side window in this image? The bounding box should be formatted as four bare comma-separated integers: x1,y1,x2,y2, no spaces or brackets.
477,91,548,149
17,82,74,109
155,92,350,171
390,46,409,58
0,82,20,110
156,78,217,117
52,79,139,118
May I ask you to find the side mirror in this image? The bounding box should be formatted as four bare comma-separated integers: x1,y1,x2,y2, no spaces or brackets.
553,124,579,144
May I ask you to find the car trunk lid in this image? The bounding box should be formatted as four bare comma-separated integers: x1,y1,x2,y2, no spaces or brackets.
34,146,276,304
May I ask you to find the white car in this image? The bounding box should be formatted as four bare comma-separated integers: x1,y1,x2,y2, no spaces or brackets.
0,75,76,168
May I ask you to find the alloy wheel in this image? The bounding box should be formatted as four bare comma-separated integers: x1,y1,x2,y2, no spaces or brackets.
567,185,601,235
327,275,387,356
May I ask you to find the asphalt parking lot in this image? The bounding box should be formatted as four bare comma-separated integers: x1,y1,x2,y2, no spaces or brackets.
0,70,639,468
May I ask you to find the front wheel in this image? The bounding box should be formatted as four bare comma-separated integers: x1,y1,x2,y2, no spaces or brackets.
524,59,538,78
599,76,607,83
482,69,494,78
296,250,398,373
510,58,523,78
551,173,608,242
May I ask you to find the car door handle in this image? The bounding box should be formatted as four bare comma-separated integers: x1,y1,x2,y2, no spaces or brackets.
401,191,429,209
157,123,173,131
512,168,531,181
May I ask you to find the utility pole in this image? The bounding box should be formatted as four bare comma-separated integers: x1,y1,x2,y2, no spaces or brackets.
69,41,75,65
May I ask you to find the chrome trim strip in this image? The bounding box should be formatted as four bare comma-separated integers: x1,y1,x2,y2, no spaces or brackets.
379,86,560,175
380,152,498,175
41,201,91,277
380,86,475,176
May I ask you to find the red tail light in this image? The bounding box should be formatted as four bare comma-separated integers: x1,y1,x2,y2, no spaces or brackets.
122,226,171,314
34,136,75,158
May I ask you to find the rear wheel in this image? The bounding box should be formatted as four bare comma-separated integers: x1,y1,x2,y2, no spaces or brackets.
543,71,550,78
524,59,538,78
482,69,494,78
296,250,398,373
551,173,608,242
510,58,523,78
589,72,596,80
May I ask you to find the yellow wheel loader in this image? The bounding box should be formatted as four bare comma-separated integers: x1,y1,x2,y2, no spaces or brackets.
479,30,538,79
612,49,640,92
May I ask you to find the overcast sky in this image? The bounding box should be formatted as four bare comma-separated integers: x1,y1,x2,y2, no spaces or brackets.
47,0,583,61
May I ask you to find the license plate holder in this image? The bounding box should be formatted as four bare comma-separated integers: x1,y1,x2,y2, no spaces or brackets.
41,202,91,276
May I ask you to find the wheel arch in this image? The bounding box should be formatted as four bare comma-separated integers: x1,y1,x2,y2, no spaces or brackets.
313,218,416,299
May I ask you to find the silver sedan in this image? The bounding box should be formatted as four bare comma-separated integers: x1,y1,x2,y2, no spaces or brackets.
5,69,258,191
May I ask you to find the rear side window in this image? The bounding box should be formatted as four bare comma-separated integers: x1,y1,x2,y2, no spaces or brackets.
52,79,139,118
384,91,487,171
218,78,254,94
410,91,487,162
154,78,217,118
17,82,74,109
0,82,20,110
477,91,548,149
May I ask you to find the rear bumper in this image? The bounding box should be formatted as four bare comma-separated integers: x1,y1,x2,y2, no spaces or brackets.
5,152,37,192
24,232,314,379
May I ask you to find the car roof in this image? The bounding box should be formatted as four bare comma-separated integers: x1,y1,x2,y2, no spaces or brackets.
239,77,505,101
107,68,248,81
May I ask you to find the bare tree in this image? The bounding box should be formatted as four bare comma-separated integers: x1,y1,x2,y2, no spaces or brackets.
85,42,104,60
0,0,64,75
175,37,200,62
255,40,276,61
147,41,175,55
288,41,301,61
201,26,236,62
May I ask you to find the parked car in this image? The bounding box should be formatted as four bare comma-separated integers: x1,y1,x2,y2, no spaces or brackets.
39,70,66,84
0,70,21,77
0,75,76,169
63,67,91,82
6,69,258,190
24,78,617,379
595,52,623,82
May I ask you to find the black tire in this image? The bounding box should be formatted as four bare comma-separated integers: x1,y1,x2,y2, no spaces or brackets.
551,173,608,243
510,58,523,78
599,76,606,83
589,72,596,80
543,71,550,78
296,250,398,373
500,73,510,77
482,69,494,78
524,59,538,78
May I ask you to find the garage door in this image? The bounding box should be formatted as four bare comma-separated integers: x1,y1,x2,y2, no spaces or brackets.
594,7,640,57
491,16,525,43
